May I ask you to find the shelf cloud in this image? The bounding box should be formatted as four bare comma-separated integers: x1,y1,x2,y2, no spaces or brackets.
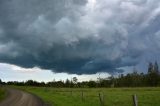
0,0,160,74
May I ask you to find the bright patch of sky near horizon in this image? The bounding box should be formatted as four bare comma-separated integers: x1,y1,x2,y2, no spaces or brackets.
0,63,110,82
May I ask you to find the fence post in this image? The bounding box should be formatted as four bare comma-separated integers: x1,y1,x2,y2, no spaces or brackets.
44,87,48,92
132,94,138,106
99,93,104,106
81,91,84,101
71,91,72,96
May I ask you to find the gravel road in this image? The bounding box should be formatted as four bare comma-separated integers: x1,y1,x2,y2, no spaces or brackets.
0,88,47,106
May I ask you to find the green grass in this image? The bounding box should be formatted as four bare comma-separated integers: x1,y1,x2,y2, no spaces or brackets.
0,87,5,101
16,87,160,106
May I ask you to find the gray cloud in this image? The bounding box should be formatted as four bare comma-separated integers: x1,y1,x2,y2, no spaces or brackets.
0,0,160,74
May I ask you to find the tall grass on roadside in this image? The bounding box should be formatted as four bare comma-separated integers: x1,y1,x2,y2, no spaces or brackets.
0,87,5,101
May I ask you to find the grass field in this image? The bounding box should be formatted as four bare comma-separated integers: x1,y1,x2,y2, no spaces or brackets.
0,87,5,101
15,87,160,106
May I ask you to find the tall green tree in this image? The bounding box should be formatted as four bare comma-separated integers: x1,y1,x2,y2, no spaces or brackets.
0,79,2,85
65,79,70,87
72,77,78,84
154,61,159,73
147,61,159,86
148,62,154,74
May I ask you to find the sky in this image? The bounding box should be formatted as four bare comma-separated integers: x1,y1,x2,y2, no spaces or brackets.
0,0,160,82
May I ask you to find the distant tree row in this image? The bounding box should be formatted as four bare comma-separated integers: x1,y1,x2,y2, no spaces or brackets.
1,61,160,87
100,61,160,87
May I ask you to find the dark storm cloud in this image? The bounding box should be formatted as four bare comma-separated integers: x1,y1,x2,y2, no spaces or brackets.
0,0,160,74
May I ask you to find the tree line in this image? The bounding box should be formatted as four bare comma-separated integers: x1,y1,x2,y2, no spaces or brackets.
0,61,160,88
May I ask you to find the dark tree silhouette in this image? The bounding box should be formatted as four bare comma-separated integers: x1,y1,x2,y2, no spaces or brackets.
148,62,154,74
154,61,159,73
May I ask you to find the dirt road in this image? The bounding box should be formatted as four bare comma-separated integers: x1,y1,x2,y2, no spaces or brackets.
0,88,47,106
